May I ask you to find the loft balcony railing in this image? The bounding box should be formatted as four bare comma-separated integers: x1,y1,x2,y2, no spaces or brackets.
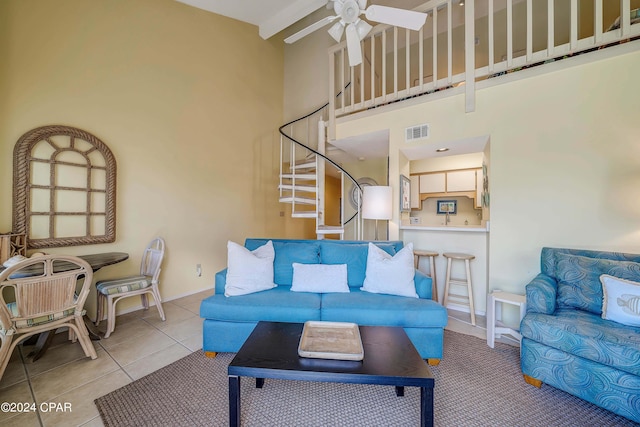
328,0,640,129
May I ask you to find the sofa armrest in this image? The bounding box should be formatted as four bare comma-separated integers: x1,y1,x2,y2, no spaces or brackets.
414,270,433,299
525,273,558,314
214,268,228,295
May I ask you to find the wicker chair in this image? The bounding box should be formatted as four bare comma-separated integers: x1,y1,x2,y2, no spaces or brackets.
0,255,97,380
95,237,166,338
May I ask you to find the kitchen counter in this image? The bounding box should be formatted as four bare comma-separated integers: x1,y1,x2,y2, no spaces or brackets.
401,225,489,315
400,224,489,233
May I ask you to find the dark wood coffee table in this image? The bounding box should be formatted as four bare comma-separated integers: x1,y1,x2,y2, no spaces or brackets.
228,321,434,427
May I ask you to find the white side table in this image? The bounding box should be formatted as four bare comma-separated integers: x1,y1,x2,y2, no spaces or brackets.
486,291,526,348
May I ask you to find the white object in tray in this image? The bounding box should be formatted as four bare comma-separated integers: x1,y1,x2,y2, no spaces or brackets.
298,321,364,361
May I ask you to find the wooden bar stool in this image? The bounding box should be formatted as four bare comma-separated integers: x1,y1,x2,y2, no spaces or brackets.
413,249,438,301
442,252,476,326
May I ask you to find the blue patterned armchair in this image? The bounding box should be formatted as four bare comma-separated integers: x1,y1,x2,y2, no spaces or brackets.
520,247,640,423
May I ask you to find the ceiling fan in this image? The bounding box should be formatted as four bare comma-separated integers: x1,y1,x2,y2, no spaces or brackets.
284,0,428,67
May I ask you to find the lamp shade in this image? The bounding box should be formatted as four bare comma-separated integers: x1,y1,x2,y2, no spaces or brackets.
362,186,392,220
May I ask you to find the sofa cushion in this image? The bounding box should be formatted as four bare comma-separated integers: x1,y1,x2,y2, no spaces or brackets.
556,253,640,315
245,240,320,285
521,308,640,377
541,247,640,277
291,263,349,293
361,242,417,298
600,274,640,327
320,242,397,287
321,288,448,328
201,286,321,323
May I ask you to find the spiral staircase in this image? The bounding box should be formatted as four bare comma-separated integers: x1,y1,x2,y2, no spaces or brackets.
278,94,363,240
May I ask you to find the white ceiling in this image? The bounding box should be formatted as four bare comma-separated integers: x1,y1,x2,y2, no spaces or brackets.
329,129,390,162
175,0,328,39
400,135,489,160
174,0,430,40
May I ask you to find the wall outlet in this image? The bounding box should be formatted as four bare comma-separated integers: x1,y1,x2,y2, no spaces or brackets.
410,217,421,225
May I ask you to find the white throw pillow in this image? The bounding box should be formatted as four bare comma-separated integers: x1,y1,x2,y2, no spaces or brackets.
600,274,640,327
290,263,349,293
224,240,276,297
361,242,418,298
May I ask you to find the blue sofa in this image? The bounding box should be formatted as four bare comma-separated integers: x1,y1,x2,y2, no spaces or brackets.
520,247,640,423
200,239,448,361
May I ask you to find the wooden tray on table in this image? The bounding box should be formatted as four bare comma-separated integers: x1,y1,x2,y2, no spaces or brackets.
298,321,364,361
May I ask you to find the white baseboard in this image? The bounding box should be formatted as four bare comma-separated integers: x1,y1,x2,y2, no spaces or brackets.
445,302,486,317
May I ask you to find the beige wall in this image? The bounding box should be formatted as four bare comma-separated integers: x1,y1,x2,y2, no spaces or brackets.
282,7,334,122
335,47,640,294
0,0,286,315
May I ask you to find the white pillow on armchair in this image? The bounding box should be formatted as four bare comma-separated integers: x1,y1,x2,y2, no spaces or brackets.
600,274,640,327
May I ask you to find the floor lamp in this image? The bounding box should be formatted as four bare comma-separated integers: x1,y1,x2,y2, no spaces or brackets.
362,186,392,240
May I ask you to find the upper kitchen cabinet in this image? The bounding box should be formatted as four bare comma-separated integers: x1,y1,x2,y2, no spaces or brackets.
411,168,482,209
419,173,446,193
475,170,483,209
410,175,421,209
446,170,476,192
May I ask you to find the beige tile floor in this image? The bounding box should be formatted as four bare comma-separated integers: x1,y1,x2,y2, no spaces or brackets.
0,289,213,427
0,289,511,427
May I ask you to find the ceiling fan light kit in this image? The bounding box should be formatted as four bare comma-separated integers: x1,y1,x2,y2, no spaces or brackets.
285,0,428,67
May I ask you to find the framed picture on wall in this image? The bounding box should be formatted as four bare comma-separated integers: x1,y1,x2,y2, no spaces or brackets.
400,174,411,212
437,200,457,215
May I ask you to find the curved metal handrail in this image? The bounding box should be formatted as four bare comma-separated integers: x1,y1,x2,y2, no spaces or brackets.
278,86,361,225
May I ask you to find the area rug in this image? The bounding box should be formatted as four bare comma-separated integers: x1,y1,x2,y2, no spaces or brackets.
95,330,636,426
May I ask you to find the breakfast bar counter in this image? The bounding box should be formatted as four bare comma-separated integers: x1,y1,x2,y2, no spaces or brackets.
401,225,489,316
400,225,488,233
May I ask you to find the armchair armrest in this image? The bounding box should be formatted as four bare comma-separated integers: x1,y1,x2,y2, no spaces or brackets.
414,270,433,300
525,273,558,314
214,268,227,295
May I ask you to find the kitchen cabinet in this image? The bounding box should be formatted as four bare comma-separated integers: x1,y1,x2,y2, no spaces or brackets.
411,168,483,208
446,170,476,192
419,173,445,193
410,175,420,209
475,171,483,209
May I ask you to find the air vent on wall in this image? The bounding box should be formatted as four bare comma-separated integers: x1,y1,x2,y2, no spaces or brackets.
405,124,429,142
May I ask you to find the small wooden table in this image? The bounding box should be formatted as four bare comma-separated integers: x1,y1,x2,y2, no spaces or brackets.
1,252,129,361
0,252,129,278
486,291,526,348
228,321,435,427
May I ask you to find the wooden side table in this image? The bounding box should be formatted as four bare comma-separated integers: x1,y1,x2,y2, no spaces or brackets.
486,291,526,348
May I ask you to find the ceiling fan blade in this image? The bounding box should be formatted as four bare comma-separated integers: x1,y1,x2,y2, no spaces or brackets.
284,15,338,44
328,21,345,43
345,23,363,66
365,5,428,31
